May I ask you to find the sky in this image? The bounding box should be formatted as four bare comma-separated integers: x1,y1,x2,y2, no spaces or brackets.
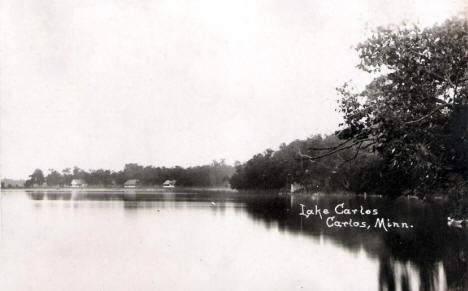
1,0,465,179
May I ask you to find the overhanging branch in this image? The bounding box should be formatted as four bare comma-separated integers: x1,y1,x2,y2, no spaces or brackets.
405,103,450,125
299,138,375,161
308,138,352,151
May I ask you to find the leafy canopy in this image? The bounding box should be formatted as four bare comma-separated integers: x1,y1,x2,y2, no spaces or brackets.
337,18,467,196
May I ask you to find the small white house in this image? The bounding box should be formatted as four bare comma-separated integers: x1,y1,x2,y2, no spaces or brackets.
162,180,176,188
124,179,140,188
71,179,87,188
290,182,304,193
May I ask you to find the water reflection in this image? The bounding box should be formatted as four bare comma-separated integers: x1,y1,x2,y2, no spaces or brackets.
244,194,468,291
18,190,468,290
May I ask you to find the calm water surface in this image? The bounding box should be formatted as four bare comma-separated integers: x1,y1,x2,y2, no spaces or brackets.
0,189,466,291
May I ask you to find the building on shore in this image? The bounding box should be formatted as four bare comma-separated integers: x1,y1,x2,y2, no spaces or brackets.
124,179,140,188
162,180,176,188
290,182,304,193
71,179,88,188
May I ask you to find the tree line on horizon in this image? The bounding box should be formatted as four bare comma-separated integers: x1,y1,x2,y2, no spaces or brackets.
23,160,234,188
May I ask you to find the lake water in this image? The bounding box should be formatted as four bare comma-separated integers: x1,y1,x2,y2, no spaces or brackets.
0,189,466,291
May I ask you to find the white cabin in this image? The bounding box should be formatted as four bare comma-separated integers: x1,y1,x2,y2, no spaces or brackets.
162,180,176,188
290,182,304,193
71,179,87,188
124,179,140,188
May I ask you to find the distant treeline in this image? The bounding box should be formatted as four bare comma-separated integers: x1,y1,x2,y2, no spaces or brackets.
229,134,384,194
24,160,234,188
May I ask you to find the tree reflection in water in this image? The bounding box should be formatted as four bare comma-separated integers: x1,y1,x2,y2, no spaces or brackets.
243,194,468,291
24,190,468,290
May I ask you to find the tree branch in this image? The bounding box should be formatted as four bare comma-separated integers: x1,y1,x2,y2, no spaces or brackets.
299,139,375,161
405,103,450,125
339,141,364,165
308,138,352,151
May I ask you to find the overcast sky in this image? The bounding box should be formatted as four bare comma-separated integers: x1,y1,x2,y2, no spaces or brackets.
1,0,464,179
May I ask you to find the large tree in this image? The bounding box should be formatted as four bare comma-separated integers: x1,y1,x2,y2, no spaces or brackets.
317,19,467,197
25,169,45,187
46,169,64,186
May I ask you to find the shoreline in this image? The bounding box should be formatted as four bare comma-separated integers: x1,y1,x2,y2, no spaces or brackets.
0,187,454,201
0,186,236,192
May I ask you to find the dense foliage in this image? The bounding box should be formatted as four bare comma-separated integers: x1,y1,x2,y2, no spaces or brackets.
336,18,467,197
231,19,467,198
230,135,383,193
24,169,45,187
24,160,234,188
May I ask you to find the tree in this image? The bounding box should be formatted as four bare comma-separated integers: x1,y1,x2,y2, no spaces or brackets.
123,163,144,180
332,18,467,197
46,169,64,186
26,169,45,186
72,166,87,179
88,169,112,186
62,168,73,186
